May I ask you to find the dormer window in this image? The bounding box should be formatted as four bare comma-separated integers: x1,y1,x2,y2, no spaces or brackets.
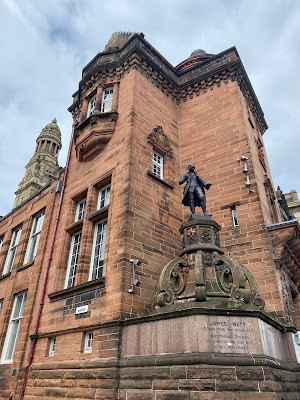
101,88,113,113
87,95,96,117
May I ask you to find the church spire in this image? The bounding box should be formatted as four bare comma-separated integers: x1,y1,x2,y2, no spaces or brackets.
13,119,62,208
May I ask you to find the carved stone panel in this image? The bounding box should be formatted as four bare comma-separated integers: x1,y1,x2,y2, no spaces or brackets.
147,126,173,158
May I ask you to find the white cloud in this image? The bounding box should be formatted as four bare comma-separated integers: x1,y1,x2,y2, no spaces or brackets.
1,0,299,215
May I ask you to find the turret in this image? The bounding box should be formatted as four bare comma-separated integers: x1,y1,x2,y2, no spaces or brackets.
13,119,62,208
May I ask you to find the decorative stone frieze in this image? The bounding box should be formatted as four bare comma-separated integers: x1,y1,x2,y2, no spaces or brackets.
147,126,173,158
256,137,267,171
69,34,267,135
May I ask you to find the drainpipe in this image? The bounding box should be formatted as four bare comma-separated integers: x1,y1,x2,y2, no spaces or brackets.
20,120,78,400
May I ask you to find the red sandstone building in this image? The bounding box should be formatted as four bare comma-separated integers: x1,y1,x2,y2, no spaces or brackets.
0,32,300,399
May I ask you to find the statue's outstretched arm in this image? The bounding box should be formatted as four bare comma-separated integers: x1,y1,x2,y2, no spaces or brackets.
179,173,188,185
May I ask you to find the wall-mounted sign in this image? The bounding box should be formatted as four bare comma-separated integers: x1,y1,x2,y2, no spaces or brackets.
75,305,89,315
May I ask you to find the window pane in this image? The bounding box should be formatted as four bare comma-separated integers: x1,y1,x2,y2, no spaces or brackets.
3,227,22,274
152,151,164,179
76,199,86,221
98,186,111,209
90,221,107,280
24,212,44,264
49,337,56,356
65,232,82,288
87,95,96,117
232,208,239,227
1,292,27,362
101,88,113,113
5,320,20,361
84,332,93,352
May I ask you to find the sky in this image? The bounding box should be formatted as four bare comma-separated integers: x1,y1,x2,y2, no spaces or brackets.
0,0,299,216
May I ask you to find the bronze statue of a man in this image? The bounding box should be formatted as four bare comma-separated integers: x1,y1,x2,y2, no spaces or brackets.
179,164,212,215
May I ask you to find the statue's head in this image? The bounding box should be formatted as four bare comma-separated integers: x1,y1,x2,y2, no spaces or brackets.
187,163,195,172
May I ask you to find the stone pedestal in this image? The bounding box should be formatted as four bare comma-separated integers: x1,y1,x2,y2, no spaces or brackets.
121,310,297,362
150,216,298,366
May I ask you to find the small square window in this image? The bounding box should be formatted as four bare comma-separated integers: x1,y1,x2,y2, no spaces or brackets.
87,95,96,117
75,199,86,222
152,151,164,180
48,337,56,357
97,185,110,210
101,88,113,113
84,332,93,353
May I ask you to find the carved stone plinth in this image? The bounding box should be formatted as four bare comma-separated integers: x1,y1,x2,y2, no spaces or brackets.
154,218,265,311
179,218,222,256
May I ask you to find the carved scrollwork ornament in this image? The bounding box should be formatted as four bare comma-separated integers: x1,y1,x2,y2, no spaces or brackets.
154,258,187,307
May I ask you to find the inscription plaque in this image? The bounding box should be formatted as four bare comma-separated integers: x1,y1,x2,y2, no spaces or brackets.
203,317,257,353
121,314,264,358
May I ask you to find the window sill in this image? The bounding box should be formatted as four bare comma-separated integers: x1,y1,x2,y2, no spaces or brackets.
17,261,34,272
147,171,174,189
48,277,105,302
65,219,84,235
87,206,109,223
0,272,11,281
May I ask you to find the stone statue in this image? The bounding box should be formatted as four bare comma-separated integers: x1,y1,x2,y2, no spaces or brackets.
179,164,212,215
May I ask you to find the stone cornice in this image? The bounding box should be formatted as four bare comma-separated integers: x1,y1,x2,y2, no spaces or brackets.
68,34,267,135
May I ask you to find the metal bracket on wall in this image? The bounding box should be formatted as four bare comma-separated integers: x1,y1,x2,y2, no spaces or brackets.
237,156,254,193
128,259,141,293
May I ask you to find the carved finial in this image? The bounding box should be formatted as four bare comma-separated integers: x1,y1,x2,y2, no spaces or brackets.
52,118,57,123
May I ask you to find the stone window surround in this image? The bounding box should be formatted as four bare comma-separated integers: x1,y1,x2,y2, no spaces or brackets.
147,126,174,189
59,175,112,291
81,83,119,124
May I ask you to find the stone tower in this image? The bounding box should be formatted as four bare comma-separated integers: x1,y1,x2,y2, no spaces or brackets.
13,119,62,208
